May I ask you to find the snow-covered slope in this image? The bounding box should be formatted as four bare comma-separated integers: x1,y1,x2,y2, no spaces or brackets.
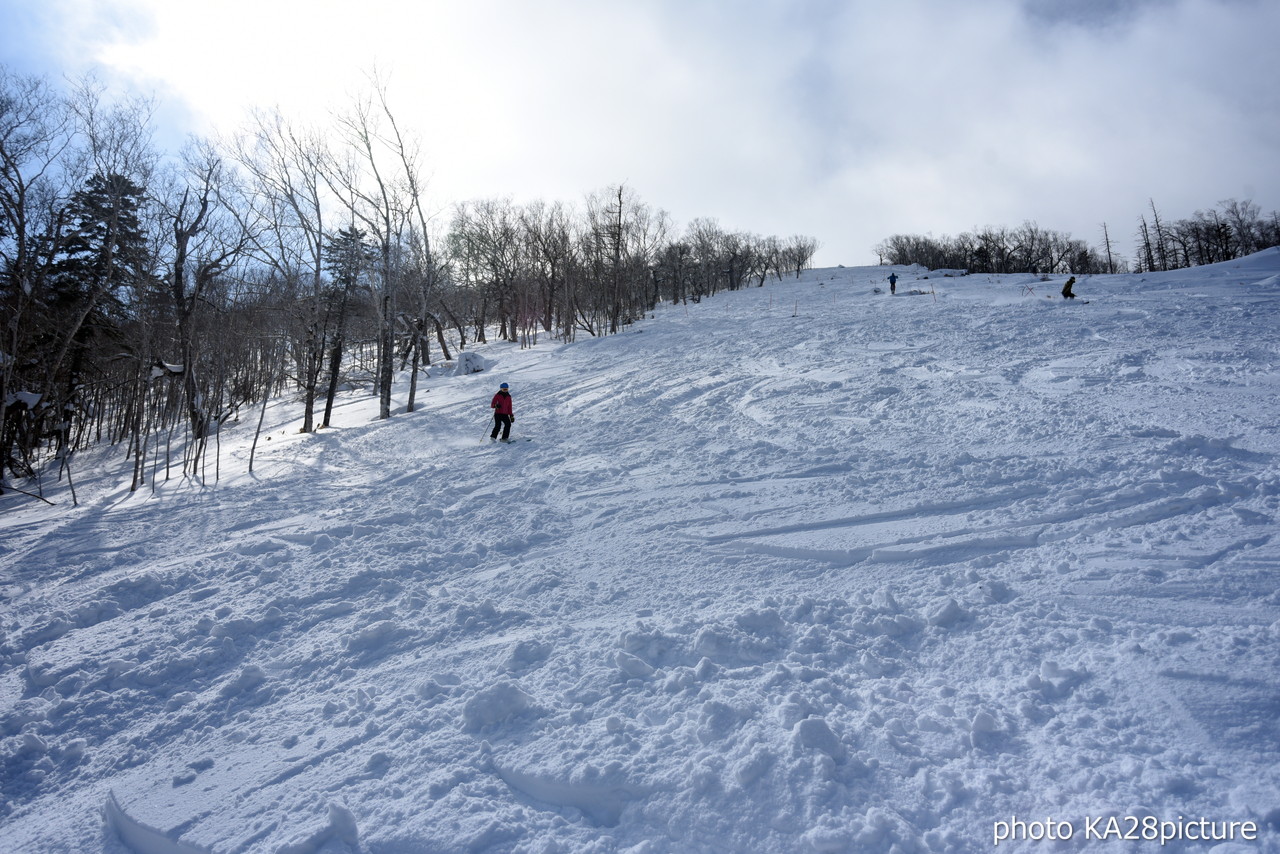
3,252,1279,853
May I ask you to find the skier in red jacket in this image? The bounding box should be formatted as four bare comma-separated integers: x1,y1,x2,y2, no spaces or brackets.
490,382,514,442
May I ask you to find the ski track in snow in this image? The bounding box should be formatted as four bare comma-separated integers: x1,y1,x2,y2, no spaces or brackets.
3,253,1280,853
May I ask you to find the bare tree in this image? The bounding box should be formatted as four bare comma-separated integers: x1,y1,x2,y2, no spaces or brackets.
522,199,577,336
0,67,76,485
1148,199,1170,272
151,140,253,477
1220,198,1261,257
449,199,519,343
582,184,669,333
330,75,423,420
1100,223,1117,274
369,80,446,407
231,108,335,432
783,235,819,278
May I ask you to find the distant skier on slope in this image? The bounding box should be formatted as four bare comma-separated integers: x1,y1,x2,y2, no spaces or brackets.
1062,276,1077,299
490,382,514,442
888,272,898,294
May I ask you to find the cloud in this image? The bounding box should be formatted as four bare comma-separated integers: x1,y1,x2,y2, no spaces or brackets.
2,0,1276,265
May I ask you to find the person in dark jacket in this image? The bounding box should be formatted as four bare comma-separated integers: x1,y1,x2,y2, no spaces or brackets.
490,382,514,442
1062,276,1077,299
888,272,898,294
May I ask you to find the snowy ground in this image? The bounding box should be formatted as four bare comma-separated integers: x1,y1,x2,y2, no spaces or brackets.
3,251,1279,854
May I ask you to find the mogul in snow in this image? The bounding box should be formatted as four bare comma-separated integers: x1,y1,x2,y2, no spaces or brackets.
490,382,515,442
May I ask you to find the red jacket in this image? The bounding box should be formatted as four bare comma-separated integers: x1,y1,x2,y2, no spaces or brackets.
491,391,513,416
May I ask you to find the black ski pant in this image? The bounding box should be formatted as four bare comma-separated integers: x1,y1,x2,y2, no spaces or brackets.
491,414,512,440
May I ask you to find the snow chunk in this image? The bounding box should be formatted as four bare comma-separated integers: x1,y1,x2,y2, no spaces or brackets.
967,710,1003,748
495,762,642,827
1233,507,1272,525
732,745,776,786
926,597,967,628
344,619,404,652
275,802,359,854
613,650,656,679
793,716,845,760
1028,660,1086,700
502,639,553,673
1228,783,1280,829
978,579,1014,603
218,665,266,698
462,681,543,732
104,791,213,854
692,622,779,665
20,732,49,756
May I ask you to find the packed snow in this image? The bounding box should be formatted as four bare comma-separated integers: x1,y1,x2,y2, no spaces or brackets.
3,253,1280,853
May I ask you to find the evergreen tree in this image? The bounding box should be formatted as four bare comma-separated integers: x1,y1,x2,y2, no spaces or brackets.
319,225,376,427
38,172,155,454
47,172,152,324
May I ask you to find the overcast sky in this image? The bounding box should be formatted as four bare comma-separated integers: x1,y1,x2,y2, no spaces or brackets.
2,0,1277,266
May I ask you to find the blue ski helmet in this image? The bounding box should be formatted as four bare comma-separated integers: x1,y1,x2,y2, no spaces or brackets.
500,383,509,389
